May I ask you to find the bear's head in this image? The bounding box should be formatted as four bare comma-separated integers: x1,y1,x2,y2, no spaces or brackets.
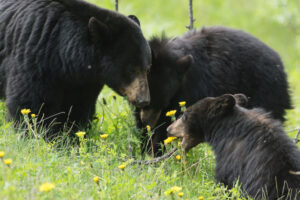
167,94,248,151
88,14,151,108
139,36,193,126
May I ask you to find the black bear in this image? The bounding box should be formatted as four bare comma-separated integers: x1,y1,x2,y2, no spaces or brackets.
0,0,151,137
167,94,300,200
137,26,291,156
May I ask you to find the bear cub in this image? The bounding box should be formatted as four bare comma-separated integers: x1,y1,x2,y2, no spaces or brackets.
137,26,291,156
167,94,300,199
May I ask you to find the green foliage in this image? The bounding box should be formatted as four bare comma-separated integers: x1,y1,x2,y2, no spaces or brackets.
0,0,300,199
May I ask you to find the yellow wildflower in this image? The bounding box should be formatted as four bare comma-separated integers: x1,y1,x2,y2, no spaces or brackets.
4,158,12,166
176,155,181,161
164,137,177,145
0,151,4,158
198,196,204,200
164,186,182,196
21,109,31,115
39,182,55,192
118,164,126,170
178,192,184,197
31,114,36,118
178,141,182,147
166,110,177,117
146,125,151,132
93,176,99,183
100,134,108,139
75,131,86,137
179,101,186,107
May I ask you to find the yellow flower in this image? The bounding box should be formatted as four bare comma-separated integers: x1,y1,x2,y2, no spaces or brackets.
21,109,31,115
31,114,36,118
146,125,151,132
176,155,181,161
4,158,12,166
100,134,108,139
118,164,126,170
164,137,177,145
179,101,186,107
164,186,182,196
0,151,4,158
178,192,184,197
198,196,204,200
39,182,55,192
93,176,99,183
166,110,177,117
178,141,182,147
75,131,86,137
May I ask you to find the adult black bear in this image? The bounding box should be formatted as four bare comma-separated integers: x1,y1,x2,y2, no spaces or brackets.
167,94,300,199
137,27,291,156
0,0,151,137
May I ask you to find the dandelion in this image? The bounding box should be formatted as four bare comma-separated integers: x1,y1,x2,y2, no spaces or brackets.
31,113,36,118
39,182,55,192
164,137,177,145
176,155,181,161
179,101,186,107
164,186,182,196
198,196,204,200
166,110,177,117
100,134,108,139
118,164,126,170
21,108,31,115
178,141,182,147
0,151,4,158
75,131,86,137
4,158,12,166
146,125,151,132
93,176,99,183
178,192,184,197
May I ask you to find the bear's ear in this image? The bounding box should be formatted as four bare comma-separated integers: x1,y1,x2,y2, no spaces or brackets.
88,17,110,43
208,94,236,118
176,55,193,74
233,93,248,107
128,15,140,27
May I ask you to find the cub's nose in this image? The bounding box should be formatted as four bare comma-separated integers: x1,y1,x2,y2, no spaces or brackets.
166,126,172,135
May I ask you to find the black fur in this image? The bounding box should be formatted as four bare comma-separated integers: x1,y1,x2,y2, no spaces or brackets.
168,94,300,199
138,27,291,156
0,0,151,136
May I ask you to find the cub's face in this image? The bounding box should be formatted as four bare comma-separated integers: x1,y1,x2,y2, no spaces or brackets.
139,39,193,127
167,94,247,151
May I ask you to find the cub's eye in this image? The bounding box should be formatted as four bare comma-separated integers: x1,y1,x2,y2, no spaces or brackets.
182,114,187,122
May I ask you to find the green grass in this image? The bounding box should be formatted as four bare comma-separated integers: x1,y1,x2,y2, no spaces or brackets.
1,0,300,199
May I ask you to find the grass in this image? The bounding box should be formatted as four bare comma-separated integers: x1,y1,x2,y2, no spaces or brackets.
0,0,300,199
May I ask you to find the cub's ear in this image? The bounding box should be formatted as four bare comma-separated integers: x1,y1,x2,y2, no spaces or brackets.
233,93,248,107
208,94,236,118
128,15,140,27
176,55,193,74
88,17,110,43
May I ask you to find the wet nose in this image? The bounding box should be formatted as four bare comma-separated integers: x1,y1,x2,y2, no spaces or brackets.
136,97,150,108
166,126,171,134
136,99,150,108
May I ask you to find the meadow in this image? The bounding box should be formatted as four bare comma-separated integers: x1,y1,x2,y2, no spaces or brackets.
0,0,300,199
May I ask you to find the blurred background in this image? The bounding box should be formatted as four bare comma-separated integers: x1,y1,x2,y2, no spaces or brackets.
89,0,300,128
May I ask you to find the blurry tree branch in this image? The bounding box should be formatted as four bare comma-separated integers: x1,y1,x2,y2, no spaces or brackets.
186,0,195,30
115,0,118,12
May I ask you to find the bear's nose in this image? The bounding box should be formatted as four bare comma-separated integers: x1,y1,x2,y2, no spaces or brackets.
166,126,172,134
136,98,150,108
